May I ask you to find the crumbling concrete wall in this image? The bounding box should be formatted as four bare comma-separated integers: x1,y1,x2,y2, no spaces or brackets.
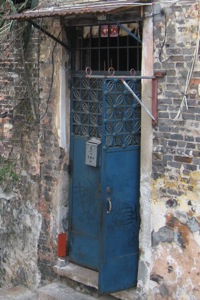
0,10,70,287
0,17,69,287
37,17,69,281
150,1,200,299
0,24,41,287
35,18,69,279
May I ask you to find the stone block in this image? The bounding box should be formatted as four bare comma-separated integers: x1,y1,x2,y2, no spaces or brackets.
152,226,174,247
186,217,200,233
170,134,183,140
174,156,192,163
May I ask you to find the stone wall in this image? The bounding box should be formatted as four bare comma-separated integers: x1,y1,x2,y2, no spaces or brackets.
151,1,200,299
0,23,41,287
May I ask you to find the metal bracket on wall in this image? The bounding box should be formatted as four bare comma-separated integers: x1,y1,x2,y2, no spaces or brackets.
109,16,142,44
152,71,166,126
28,20,70,51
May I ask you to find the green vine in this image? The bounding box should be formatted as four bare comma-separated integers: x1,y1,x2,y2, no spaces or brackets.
0,0,39,45
0,161,19,183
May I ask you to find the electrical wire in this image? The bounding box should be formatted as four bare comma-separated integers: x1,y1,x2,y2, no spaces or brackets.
158,10,170,63
173,19,200,120
40,30,62,121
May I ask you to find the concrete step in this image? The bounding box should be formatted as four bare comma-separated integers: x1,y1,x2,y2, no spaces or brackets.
37,282,113,300
0,286,37,300
0,282,118,300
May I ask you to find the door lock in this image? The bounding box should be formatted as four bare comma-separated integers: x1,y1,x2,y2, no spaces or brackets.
106,186,111,193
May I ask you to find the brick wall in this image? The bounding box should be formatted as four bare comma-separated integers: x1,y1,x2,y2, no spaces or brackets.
151,1,200,298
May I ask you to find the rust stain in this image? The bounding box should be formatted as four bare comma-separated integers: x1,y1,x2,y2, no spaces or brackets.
190,78,200,85
188,210,194,217
166,214,190,247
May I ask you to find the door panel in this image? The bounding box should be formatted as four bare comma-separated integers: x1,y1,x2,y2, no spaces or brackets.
69,137,101,270
99,148,140,293
99,78,141,293
69,74,103,270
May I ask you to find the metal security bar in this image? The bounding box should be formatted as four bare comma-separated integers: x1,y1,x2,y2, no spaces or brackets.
85,68,156,122
71,23,142,72
122,79,155,121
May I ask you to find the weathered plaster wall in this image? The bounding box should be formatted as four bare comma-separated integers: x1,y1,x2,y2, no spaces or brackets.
151,1,200,299
37,18,69,281
0,17,69,288
137,9,153,295
0,24,41,288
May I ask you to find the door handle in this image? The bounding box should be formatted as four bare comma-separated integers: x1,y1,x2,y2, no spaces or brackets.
107,197,112,214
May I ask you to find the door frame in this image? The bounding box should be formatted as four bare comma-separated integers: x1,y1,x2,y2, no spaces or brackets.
63,14,153,294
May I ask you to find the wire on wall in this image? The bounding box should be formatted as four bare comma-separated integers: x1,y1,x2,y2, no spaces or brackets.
173,19,200,120
19,25,37,121
158,10,169,63
40,30,62,121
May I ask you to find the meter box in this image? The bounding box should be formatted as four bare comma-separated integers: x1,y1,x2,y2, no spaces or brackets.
85,137,101,167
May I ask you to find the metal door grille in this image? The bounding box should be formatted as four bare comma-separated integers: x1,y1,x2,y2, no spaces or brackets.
72,75,103,138
103,79,140,148
71,73,141,148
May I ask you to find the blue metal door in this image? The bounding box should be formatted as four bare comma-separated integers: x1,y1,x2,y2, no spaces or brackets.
69,73,140,293
99,78,140,293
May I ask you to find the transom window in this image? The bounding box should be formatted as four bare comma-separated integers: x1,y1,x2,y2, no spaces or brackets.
70,23,142,72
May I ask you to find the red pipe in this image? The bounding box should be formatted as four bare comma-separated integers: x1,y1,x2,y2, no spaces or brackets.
152,77,158,126
57,233,67,257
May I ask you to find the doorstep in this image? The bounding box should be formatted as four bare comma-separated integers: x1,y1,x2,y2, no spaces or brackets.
54,260,98,289
54,260,141,300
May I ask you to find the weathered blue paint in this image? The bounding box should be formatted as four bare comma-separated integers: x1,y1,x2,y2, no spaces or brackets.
69,74,140,293
69,136,101,270
99,146,140,293
99,79,140,293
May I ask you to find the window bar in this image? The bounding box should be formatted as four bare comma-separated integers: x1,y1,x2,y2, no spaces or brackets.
107,27,109,70
89,26,92,69
117,32,119,71
122,81,126,147
86,74,155,79
98,26,100,71
87,76,90,137
136,41,138,71
71,28,76,70
127,35,129,71
80,30,83,70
